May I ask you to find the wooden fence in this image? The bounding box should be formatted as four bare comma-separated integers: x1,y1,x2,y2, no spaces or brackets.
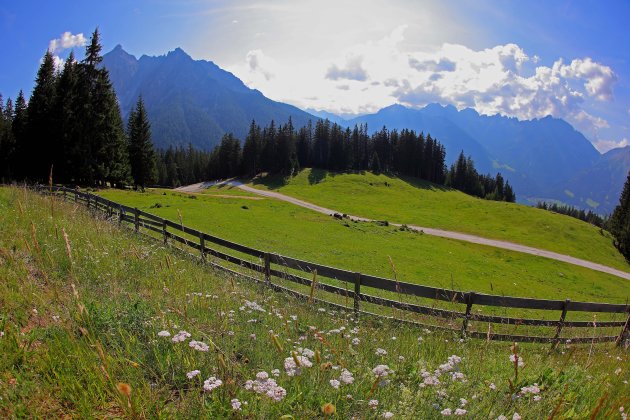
39,185,630,346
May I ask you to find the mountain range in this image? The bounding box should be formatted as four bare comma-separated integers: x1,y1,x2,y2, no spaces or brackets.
102,46,628,214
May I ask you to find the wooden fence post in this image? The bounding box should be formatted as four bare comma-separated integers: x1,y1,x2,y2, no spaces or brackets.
616,311,630,347
86,194,90,210
74,190,78,203
118,205,123,225
264,253,271,284
353,272,362,318
162,220,168,245
134,208,140,233
552,299,570,348
461,292,475,337
199,232,206,263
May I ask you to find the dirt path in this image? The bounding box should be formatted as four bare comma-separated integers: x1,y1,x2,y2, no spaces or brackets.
185,180,630,281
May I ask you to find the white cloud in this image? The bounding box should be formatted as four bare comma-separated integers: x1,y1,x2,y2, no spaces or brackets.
326,56,369,81
593,138,629,153
228,25,617,134
48,31,87,54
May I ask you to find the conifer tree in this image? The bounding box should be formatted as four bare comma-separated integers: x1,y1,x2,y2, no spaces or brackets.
54,51,79,183
127,97,157,190
26,50,57,181
12,91,28,179
610,170,630,260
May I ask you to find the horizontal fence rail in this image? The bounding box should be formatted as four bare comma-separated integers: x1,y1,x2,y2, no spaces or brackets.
37,185,630,346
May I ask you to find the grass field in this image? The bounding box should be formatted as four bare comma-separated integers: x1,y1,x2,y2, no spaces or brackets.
249,169,629,272
96,188,630,305
0,186,628,418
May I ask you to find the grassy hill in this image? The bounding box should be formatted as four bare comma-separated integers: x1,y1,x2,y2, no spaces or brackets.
0,186,627,417
250,169,629,272
96,188,629,305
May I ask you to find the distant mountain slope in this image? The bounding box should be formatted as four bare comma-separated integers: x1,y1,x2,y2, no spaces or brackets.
102,45,315,150
344,103,621,210
549,146,630,212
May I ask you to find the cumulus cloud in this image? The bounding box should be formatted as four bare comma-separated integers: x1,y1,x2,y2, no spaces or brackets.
228,25,618,139
326,56,368,81
594,138,629,153
48,31,87,54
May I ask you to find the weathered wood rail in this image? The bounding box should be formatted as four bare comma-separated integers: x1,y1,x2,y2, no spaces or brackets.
39,185,630,346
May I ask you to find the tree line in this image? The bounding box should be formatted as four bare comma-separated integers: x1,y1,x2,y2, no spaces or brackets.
0,29,156,189
536,201,608,228
158,119,515,202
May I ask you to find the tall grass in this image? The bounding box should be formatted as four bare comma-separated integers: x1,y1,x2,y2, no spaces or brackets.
0,186,627,418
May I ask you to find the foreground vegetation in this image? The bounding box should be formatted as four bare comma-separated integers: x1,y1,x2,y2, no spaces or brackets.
250,169,629,272
0,186,628,418
96,187,630,305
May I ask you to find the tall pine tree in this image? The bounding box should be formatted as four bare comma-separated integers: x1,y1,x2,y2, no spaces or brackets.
26,50,57,182
127,97,157,190
610,170,630,260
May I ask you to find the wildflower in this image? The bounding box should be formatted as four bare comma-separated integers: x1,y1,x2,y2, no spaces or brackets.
256,371,269,380
322,403,336,416
391,336,397,340
615,367,622,375
301,348,316,358
231,398,242,411
330,379,340,389
509,354,524,368
250,333,257,340
157,330,171,337
368,399,379,410
398,356,405,362
186,370,201,379
203,376,223,392
460,398,468,406
489,382,497,390
271,369,280,377
375,348,388,356
351,337,360,346
189,340,210,352
382,412,394,419
227,331,235,336
172,330,191,343
497,416,507,420
454,408,467,416
520,383,540,395
284,355,312,376
441,408,452,416
533,395,541,401
512,414,522,420
372,364,393,378
339,369,354,384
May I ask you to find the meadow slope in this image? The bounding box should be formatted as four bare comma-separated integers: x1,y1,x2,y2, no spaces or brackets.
97,188,630,305
249,169,629,272
0,186,628,418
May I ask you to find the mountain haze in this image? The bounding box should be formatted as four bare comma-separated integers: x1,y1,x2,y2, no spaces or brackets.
102,45,315,150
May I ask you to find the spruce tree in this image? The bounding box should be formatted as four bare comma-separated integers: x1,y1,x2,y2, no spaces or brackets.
54,51,79,183
610,170,630,260
128,97,157,190
12,91,28,179
26,50,57,182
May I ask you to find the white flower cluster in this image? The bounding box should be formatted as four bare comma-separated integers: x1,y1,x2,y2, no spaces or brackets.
284,354,313,376
186,370,200,379
157,330,171,337
509,354,524,368
375,348,388,356
372,364,394,378
171,330,191,343
244,371,287,402
202,376,222,392
242,300,266,312
189,340,209,352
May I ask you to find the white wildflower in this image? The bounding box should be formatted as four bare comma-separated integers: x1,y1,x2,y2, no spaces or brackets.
368,399,379,409
203,376,222,392
441,408,452,416
171,330,191,343
454,408,467,416
231,398,242,411
157,330,171,337
186,370,200,379
330,379,340,389
375,348,388,356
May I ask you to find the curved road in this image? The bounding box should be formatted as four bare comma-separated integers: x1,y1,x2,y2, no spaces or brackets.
179,180,630,281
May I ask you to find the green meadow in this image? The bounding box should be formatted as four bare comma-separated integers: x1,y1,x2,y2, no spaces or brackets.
0,186,628,418
97,187,629,304
250,169,629,272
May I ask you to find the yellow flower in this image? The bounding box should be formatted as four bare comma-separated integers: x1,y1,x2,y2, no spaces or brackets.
117,382,132,397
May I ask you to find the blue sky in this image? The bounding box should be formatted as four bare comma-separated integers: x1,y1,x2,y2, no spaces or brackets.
1,0,629,152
